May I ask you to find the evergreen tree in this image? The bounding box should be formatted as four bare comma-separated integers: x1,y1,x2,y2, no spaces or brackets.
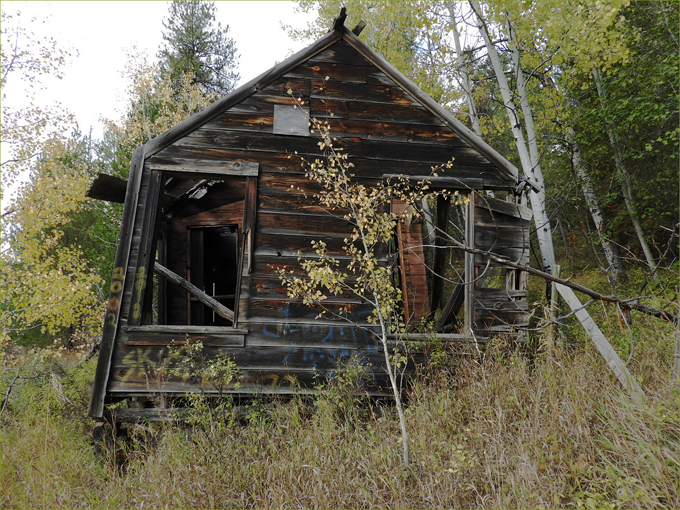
157,0,239,97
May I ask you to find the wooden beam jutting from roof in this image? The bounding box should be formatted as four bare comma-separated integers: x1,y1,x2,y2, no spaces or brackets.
86,173,128,203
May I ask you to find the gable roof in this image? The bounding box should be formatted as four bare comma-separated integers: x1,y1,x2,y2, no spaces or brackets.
142,25,519,185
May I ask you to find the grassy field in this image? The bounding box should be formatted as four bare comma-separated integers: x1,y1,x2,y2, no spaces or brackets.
1,273,678,509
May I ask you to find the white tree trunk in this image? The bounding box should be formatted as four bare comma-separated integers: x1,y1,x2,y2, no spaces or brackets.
567,126,627,284
556,284,645,405
469,3,643,404
469,1,555,273
592,66,660,283
445,1,482,137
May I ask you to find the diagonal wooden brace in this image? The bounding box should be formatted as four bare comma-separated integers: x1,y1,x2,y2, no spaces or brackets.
154,261,234,322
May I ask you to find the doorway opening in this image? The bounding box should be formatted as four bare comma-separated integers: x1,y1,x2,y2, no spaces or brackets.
187,225,240,326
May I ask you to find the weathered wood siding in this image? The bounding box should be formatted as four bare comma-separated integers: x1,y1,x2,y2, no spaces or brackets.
99,37,519,404
472,194,532,337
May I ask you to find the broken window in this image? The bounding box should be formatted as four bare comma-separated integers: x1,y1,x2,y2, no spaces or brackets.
127,164,258,329
426,194,469,333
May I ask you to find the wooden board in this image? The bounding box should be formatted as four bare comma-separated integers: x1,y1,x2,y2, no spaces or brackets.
472,194,531,337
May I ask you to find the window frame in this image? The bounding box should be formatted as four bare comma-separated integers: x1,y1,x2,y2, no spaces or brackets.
125,163,259,331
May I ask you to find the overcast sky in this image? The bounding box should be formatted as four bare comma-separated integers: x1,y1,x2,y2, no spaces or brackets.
2,1,316,139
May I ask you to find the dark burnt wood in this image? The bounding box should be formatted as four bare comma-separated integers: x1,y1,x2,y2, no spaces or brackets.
87,173,128,203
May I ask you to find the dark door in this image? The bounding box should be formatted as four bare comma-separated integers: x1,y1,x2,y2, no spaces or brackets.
188,226,239,326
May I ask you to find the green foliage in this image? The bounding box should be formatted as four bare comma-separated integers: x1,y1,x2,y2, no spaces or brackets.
158,0,239,97
294,1,678,272
0,9,76,200
162,340,240,395
569,1,679,254
1,134,104,339
102,51,217,173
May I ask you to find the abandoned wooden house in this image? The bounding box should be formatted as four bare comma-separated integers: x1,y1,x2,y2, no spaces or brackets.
88,17,532,423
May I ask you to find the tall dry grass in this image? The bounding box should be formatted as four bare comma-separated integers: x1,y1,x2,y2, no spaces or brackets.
1,298,678,509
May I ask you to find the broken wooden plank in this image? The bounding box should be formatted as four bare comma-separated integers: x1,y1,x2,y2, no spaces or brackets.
86,173,128,203
435,278,465,331
127,171,164,326
154,261,234,322
148,159,259,177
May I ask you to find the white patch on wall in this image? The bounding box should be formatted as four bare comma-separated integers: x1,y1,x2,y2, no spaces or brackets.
273,104,310,137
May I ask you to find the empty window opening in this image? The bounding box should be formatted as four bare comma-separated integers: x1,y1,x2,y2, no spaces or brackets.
426,196,467,333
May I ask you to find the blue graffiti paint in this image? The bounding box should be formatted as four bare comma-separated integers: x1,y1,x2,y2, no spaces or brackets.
264,304,384,370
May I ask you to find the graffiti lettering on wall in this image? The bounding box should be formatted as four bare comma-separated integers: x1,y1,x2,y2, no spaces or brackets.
261,373,299,389
262,304,381,368
131,265,147,320
119,346,168,383
106,267,125,327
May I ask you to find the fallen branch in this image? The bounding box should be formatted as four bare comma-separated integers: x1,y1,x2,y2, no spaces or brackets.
443,238,678,325
437,236,650,404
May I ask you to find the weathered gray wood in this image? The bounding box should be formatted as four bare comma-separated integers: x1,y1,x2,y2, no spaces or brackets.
92,26,543,410
556,284,645,405
154,261,234,322
273,105,310,136
89,147,146,420
148,159,259,177
126,332,245,348
339,31,520,184
127,171,164,326
126,325,248,335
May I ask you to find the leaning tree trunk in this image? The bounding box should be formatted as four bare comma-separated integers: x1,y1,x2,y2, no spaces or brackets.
592,66,661,284
469,2,645,405
567,126,627,285
470,1,555,273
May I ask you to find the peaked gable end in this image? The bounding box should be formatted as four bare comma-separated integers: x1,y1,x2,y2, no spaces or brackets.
149,34,516,190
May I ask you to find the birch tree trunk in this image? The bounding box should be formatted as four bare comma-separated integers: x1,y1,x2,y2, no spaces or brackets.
469,2,644,404
469,0,555,273
592,66,661,283
445,1,482,137
567,126,627,284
